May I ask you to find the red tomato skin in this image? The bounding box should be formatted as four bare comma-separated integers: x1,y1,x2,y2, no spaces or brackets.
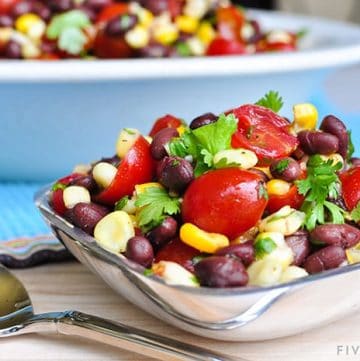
155,238,200,273
52,189,67,216
149,114,182,137
230,105,298,165
93,28,133,58
216,6,245,41
182,168,268,240
206,37,246,56
95,136,155,205
0,0,20,14
57,173,84,186
96,3,129,23
267,185,304,214
340,167,360,210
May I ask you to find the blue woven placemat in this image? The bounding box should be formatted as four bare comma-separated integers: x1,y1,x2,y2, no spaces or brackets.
0,182,70,268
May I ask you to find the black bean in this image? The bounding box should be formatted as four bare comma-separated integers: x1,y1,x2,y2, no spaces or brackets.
304,245,345,274
158,156,194,193
150,127,179,160
85,0,113,11
189,112,217,130
147,217,177,249
320,115,349,159
32,2,51,21
215,241,255,267
0,15,13,27
48,0,74,13
285,230,310,266
5,41,22,59
105,14,138,37
77,5,96,22
138,0,169,15
298,130,339,155
194,256,249,288
97,155,120,168
71,202,109,235
270,157,301,182
310,224,360,249
125,236,154,268
70,175,97,193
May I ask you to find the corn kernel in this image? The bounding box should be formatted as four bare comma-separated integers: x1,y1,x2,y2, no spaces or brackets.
116,128,140,159
94,211,135,253
135,182,163,195
138,8,154,28
280,266,308,283
0,28,12,43
21,41,40,58
197,21,216,45
92,162,117,189
63,186,91,209
320,153,344,167
186,36,205,56
144,135,153,144
72,163,91,175
176,15,199,34
213,148,258,170
180,223,229,253
153,24,179,45
152,261,200,287
248,258,283,287
15,13,43,35
184,0,209,19
266,179,291,196
292,103,318,132
125,25,149,48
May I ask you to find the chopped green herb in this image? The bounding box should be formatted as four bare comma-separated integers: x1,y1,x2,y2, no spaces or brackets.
258,183,269,201
115,196,129,211
124,128,137,135
347,130,355,162
143,268,154,276
274,159,290,174
255,90,284,113
176,42,192,56
296,28,308,39
52,182,67,191
254,237,277,259
296,155,345,230
135,187,181,232
351,202,360,223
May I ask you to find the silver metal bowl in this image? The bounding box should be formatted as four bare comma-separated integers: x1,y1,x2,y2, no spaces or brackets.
35,186,360,341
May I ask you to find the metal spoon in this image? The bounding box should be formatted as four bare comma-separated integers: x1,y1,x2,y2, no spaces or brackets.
0,265,247,361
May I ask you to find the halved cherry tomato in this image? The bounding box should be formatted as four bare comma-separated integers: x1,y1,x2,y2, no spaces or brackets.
93,28,133,58
216,5,245,41
149,114,183,137
206,37,246,56
182,168,268,239
230,105,299,165
95,136,155,205
52,189,67,216
96,3,129,23
340,167,360,210
267,185,304,214
155,237,200,273
0,0,20,14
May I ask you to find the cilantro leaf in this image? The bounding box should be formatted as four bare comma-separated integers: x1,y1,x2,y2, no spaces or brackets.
58,27,88,55
254,237,277,259
135,187,181,232
296,155,345,230
351,202,360,222
255,91,284,113
274,159,290,174
52,182,67,191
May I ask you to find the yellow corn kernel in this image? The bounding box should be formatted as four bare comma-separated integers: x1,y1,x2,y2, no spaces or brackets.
116,128,140,159
0,28,12,43
176,125,186,136
197,21,216,45
94,211,135,253
292,103,318,132
153,24,178,45
266,179,291,196
186,36,205,56
125,25,149,48
280,266,308,283
92,162,117,189
15,13,43,35
138,8,154,28
180,223,229,253
135,182,163,195
175,15,199,34
21,41,40,58
63,186,91,209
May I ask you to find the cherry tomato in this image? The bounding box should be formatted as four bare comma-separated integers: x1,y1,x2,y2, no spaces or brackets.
265,42,296,52
57,173,84,186
182,168,268,239
51,189,67,216
93,28,133,58
95,136,155,205
96,3,129,23
230,105,298,165
267,185,304,214
0,0,20,14
206,38,246,56
149,114,183,137
216,6,245,41
155,237,200,273
340,167,360,210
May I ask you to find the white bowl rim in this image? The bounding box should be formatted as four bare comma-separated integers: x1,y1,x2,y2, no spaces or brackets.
1,9,360,83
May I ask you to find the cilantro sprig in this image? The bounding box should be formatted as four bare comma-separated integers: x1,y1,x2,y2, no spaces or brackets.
255,90,284,113
135,187,181,233
169,113,238,176
254,237,277,259
296,155,345,230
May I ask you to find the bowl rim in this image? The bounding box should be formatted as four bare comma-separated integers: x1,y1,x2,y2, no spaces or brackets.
35,185,360,297
1,10,360,82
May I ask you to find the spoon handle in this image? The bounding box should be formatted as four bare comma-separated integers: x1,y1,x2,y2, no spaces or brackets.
25,311,246,361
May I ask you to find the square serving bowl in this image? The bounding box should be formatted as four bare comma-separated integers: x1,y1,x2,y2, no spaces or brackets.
1,10,360,181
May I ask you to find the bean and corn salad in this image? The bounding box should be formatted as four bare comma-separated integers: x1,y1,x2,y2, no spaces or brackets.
50,91,360,288
0,0,302,59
